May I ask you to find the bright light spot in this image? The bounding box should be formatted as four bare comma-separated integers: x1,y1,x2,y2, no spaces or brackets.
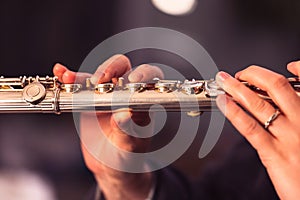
151,0,197,16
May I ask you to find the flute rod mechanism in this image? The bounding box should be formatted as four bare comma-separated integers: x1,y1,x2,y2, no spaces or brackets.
0,76,299,115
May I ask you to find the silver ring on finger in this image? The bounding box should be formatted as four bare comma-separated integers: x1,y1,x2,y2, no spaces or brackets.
264,109,281,129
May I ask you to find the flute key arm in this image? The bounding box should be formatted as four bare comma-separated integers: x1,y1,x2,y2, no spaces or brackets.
0,76,299,115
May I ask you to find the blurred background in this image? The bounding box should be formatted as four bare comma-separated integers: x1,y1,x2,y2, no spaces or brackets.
0,0,300,199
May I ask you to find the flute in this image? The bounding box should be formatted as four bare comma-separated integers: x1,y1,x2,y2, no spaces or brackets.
0,76,299,115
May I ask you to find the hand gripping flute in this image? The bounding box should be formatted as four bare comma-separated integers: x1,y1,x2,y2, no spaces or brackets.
0,76,299,115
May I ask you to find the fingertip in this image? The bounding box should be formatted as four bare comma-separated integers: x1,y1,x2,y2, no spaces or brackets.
115,54,131,68
53,63,67,81
153,65,164,80
62,70,76,84
54,62,68,69
90,76,97,85
215,71,232,89
90,72,105,85
112,54,132,72
131,64,164,82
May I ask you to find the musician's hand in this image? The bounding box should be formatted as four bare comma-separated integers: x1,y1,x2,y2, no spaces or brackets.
215,62,300,200
53,54,164,200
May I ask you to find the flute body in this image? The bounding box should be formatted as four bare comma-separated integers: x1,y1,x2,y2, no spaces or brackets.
0,76,299,115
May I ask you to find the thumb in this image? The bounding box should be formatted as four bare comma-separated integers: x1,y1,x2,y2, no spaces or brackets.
110,111,150,153
111,110,134,136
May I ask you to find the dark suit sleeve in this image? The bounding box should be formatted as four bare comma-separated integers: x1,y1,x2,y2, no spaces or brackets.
87,139,279,200
151,139,279,200
86,167,192,200
194,139,280,200
152,167,192,200
85,167,192,200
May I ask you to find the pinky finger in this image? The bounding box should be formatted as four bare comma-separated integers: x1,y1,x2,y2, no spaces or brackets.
216,94,274,154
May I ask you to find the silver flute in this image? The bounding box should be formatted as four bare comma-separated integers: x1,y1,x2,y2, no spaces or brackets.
0,76,299,115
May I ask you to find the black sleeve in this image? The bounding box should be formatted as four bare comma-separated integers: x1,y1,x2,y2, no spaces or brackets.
152,167,193,200
194,139,280,200
85,167,192,200
86,139,279,200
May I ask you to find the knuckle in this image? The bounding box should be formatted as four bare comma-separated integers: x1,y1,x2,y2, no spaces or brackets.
225,100,262,137
115,54,131,66
246,65,260,72
123,56,131,66
229,81,246,98
108,54,131,69
243,120,260,136
103,68,112,76
241,65,261,77
234,81,245,90
152,65,164,75
227,104,243,121
135,64,164,79
272,75,289,90
251,98,269,113
112,54,127,60
137,64,152,69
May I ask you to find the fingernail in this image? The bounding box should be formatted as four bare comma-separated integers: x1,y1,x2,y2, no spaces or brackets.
216,71,231,87
128,72,143,82
90,73,104,85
